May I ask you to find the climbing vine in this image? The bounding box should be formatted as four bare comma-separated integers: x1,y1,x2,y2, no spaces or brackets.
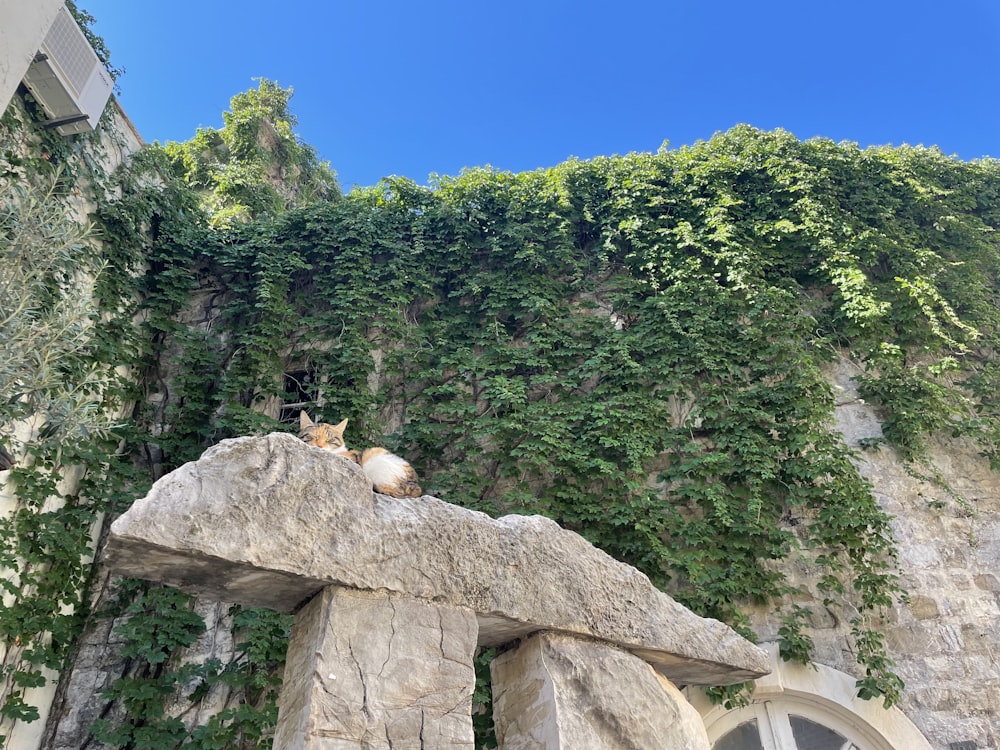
94,122,1000,736
90,123,1000,743
0,84,139,744
3,64,1000,747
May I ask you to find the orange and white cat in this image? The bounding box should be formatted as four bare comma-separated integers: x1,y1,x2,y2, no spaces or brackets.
298,412,423,499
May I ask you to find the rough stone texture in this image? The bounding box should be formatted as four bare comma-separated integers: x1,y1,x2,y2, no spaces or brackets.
40,567,240,750
745,356,1000,749
274,585,476,749
106,432,769,685
491,631,709,750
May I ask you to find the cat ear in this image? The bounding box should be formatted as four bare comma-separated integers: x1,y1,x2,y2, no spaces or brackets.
333,418,348,435
299,412,314,429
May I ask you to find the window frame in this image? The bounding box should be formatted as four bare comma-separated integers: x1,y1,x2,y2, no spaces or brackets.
709,697,867,750
686,643,933,750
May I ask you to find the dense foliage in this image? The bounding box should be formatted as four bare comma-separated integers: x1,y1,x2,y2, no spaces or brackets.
104,121,999,740
3,72,1000,747
163,79,339,226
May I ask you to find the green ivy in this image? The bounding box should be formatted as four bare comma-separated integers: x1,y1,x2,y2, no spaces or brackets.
5,68,1000,745
90,585,290,749
163,79,339,226
132,126,998,721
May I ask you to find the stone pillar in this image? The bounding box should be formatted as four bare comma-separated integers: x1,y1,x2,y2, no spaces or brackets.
274,585,478,749
491,631,710,750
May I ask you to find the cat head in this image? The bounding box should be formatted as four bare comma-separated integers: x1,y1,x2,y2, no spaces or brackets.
298,412,349,453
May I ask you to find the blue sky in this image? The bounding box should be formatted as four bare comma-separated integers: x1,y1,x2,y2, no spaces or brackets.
81,1,1000,191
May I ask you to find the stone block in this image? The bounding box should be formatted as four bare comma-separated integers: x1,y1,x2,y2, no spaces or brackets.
491,631,709,750
273,585,477,749
973,573,1000,591
907,595,940,620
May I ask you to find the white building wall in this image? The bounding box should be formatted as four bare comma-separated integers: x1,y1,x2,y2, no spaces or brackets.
0,0,64,116
0,99,141,749
0,0,141,734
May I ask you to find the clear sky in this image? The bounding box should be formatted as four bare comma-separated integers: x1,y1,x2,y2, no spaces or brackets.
81,0,1000,191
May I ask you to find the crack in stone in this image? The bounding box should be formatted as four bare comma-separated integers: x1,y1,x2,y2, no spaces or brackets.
347,638,370,721
378,597,397,680
438,607,446,662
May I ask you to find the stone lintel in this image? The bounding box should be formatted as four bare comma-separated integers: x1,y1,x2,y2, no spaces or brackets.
103,537,327,613
107,433,769,685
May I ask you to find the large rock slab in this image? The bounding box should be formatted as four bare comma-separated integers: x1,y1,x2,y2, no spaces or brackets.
106,433,768,685
491,631,710,750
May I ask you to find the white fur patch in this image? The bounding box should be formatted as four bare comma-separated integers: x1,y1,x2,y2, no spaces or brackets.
361,451,408,486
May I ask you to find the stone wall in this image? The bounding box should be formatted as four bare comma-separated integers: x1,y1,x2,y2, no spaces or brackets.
742,355,1000,749
60,276,1000,749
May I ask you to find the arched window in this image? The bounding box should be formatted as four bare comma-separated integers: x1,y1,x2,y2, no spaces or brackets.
686,644,932,750
709,697,869,750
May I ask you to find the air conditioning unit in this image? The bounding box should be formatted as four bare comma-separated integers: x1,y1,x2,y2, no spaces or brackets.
21,5,114,136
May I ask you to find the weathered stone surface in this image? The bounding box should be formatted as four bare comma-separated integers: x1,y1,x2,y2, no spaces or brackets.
41,572,240,750
491,631,709,750
274,585,476,749
906,595,940,620
107,433,768,684
739,357,1000,749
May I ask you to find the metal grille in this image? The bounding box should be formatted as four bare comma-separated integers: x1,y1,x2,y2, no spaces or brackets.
42,6,96,95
